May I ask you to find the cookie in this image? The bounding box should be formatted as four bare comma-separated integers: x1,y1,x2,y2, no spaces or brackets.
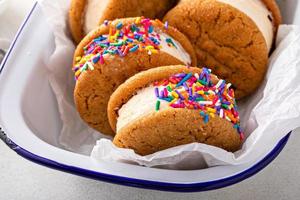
73,17,197,136
163,0,282,98
108,65,243,155
69,0,177,43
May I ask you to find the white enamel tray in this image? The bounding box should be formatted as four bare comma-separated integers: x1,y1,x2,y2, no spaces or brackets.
0,1,298,192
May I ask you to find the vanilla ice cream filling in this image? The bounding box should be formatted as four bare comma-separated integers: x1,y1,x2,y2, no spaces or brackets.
218,0,274,52
158,32,191,65
84,0,109,34
117,85,169,132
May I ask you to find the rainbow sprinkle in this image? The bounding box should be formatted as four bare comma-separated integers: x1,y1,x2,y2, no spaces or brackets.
73,17,174,80
153,68,244,140
164,21,168,30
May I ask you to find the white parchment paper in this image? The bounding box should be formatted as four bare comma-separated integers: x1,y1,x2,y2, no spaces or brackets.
40,0,300,169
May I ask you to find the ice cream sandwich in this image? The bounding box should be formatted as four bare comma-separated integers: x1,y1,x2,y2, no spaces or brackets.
163,0,282,98
108,65,243,155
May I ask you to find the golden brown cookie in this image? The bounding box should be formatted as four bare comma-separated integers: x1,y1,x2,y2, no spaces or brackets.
108,65,243,155
73,17,197,136
69,0,177,43
163,0,282,98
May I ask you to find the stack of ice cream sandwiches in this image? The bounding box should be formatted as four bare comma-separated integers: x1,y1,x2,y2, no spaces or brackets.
69,0,281,155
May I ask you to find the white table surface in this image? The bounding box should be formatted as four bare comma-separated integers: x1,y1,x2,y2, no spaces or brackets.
1,1,300,199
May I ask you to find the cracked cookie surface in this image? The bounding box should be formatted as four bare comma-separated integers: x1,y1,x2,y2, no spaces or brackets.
163,0,281,98
114,109,241,155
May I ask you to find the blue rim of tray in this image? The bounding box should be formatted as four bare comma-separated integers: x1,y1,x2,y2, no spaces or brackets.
0,1,292,192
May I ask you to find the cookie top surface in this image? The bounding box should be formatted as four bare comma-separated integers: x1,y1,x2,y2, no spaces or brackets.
163,0,273,99
113,108,242,155
73,17,197,79
216,0,277,52
108,65,243,139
